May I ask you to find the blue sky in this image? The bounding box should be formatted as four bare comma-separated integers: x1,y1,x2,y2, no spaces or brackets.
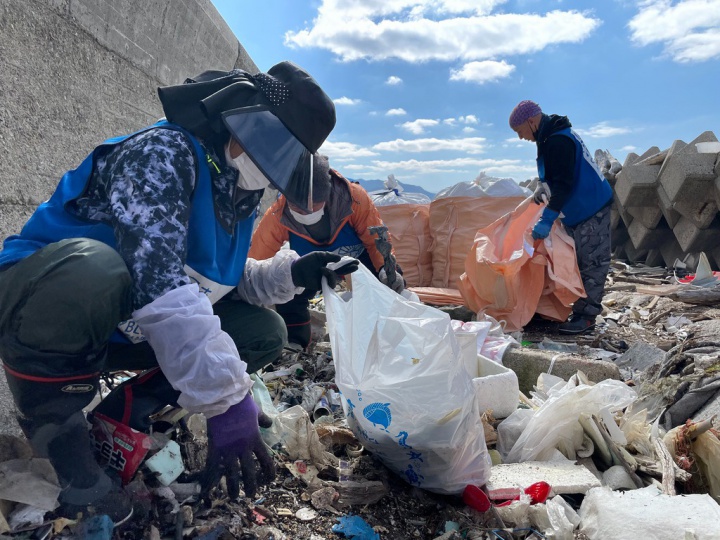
210,0,720,193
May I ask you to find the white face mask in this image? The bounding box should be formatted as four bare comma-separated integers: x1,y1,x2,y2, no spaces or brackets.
225,143,270,191
289,204,325,225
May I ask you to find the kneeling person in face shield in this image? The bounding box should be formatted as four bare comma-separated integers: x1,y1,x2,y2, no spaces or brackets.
249,156,405,350
0,61,358,518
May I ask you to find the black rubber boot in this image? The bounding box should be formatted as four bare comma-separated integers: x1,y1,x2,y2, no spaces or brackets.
9,380,134,524
558,313,596,335
4,369,116,508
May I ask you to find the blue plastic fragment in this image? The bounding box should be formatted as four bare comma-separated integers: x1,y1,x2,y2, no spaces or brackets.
76,515,114,540
331,515,381,540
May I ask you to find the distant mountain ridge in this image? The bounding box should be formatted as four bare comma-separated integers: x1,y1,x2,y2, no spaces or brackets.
349,178,436,200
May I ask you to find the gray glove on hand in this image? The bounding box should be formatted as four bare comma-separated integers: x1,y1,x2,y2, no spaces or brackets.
379,268,405,294
532,183,549,205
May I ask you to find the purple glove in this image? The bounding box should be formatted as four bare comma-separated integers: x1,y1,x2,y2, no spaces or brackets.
202,393,276,499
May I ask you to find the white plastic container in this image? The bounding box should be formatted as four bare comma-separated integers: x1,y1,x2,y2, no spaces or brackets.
472,354,520,419
695,142,720,153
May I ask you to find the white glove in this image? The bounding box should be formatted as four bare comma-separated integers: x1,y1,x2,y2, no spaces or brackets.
379,268,405,294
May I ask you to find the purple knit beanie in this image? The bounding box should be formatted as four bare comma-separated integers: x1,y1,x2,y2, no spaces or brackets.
509,100,542,129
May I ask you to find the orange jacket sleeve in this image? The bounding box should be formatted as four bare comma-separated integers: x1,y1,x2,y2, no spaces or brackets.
248,199,290,261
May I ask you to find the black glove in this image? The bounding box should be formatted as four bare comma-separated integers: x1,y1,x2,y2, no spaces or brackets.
291,252,360,291
532,183,549,205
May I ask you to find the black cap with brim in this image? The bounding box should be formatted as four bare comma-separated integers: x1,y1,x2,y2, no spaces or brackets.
157,62,336,210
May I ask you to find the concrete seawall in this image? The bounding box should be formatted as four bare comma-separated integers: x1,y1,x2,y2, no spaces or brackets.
0,0,257,241
0,0,258,435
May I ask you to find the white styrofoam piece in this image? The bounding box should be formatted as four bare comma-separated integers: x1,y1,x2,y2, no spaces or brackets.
144,440,184,486
579,486,720,540
473,354,520,419
486,461,601,500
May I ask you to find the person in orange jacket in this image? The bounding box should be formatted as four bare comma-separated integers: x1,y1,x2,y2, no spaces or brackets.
249,154,403,348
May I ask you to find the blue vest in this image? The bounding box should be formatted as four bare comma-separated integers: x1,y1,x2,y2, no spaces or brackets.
537,128,612,226
289,222,365,259
0,122,255,340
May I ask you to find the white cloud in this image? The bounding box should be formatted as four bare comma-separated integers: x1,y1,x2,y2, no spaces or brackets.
386,108,407,116
386,75,403,85
370,157,529,174
628,0,720,62
373,137,488,153
450,60,516,83
319,140,379,160
333,96,362,106
398,118,440,134
444,115,479,125
621,145,638,152
576,122,632,138
343,163,376,171
463,126,477,133
285,1,601,63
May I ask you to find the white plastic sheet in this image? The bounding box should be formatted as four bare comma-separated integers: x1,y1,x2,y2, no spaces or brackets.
324,265,490,494
435,173,531,199
505,377,637,463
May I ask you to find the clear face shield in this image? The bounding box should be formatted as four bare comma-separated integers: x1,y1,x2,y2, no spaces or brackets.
222,105,314,211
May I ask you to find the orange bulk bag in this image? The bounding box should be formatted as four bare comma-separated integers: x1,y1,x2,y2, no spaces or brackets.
458,199,585,331
429,196,526,289
378,203,433,287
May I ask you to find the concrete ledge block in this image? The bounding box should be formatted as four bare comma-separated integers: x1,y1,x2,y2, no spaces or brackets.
628,219,672,251
623,152,641,167
501,348,621,395
657,139,687,178
656,184,682,228
644,248,664,268
673,198,717,229
672,216,720,252
623,239,649,263
612,193,634,228
659,132,719,203
659,238,686,269
614,163,660,208
627,205,663,229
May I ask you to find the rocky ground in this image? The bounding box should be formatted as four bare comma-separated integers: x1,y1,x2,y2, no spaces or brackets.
2,262,719,539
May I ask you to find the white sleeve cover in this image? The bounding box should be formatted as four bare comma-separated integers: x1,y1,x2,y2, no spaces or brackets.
132,284,252,418
235,249,304,306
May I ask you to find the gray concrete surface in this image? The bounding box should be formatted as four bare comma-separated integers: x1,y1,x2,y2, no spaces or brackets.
0,0,261,435
0,0,258,242
501,347,622,395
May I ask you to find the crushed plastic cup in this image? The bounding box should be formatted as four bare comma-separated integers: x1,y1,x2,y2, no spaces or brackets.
462,484,491,512
524,481,550,504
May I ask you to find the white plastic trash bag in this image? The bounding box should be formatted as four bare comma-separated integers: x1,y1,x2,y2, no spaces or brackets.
505,378,636,463
323,265,490,494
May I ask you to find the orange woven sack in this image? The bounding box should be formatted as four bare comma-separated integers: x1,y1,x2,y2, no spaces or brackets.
378,203,433,287
429,196,526,289
458,199,585,331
